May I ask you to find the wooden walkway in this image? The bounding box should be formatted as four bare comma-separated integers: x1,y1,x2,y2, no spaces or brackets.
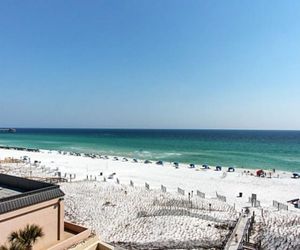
224,214,250,250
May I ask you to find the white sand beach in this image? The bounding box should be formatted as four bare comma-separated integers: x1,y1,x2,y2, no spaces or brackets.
0,148,298,210
1,148,300,249
61,181,238,249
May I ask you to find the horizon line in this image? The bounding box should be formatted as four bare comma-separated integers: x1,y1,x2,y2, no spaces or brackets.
2,127,300,132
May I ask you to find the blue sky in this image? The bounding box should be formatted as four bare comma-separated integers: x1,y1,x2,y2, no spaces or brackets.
0,1,300,129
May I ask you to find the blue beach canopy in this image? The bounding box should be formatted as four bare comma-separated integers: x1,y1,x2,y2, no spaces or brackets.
228,167,235,172
216,166,222,171
292,172,300,178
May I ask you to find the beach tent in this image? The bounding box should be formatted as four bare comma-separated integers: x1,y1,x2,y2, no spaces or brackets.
215,166,222,171
189,163,195,168
228,167,235,172
173,162,179,168
256,169,265,177
292,172,300,178
202,164,209,169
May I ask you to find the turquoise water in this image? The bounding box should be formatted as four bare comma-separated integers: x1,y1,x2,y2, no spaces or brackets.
0,129,299,172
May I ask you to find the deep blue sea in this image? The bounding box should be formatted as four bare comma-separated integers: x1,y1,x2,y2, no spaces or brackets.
0,129,299,172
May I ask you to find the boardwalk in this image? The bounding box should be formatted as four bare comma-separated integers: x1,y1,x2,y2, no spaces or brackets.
224,214,250,250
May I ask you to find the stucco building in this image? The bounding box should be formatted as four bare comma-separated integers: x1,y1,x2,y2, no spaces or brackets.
0,174,90,250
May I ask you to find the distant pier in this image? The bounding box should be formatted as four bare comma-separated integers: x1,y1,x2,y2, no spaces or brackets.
0,128,16,133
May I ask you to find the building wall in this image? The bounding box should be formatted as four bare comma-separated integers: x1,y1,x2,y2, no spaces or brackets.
48,222,91,250
0,198,64,250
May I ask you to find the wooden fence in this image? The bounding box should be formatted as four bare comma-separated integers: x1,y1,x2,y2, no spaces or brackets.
216,192,226,202
196,190,205,198
177,187,185,195
273,200,288,211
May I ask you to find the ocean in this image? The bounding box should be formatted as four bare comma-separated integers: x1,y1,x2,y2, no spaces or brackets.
0,129,299,172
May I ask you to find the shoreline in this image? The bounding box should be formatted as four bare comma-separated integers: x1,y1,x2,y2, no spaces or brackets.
0,147,299,211
0,144,293,173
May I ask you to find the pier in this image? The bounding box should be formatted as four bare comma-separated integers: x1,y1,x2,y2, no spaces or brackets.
0,128,16,133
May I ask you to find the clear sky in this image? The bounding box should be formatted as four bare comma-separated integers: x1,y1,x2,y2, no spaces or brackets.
0,1,300,129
